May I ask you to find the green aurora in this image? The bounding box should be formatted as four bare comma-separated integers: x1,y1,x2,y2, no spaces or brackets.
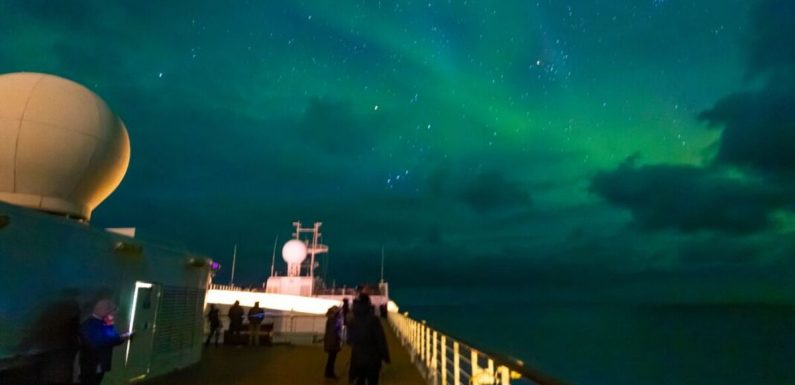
2,0,793,303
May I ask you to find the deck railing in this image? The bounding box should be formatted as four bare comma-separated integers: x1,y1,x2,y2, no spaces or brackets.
388,311,570,385
209,283,264,291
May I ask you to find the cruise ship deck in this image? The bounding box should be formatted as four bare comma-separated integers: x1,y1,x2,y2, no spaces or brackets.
141,320,425,385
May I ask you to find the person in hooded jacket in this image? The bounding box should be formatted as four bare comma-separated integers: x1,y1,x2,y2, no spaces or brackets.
323,306,342,379
79,299,131,385
347,293,390,385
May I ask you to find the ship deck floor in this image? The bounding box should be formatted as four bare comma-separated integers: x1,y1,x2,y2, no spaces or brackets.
142,321,426,385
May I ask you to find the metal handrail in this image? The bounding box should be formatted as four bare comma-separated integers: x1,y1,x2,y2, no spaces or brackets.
388,311,571,385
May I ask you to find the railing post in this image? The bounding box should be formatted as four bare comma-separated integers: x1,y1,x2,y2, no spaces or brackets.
432,331,438,383
420,323,425,362
410,319,415,354
453,341,460,385
410,320,416,356
416,321,420,356
498,365,510,385
426,327,432,370
488,358,495,381
471,349,479,380
441,335,447,385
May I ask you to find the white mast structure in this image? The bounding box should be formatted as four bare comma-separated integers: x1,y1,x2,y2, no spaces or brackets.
266,221,328,296
292,221,328,294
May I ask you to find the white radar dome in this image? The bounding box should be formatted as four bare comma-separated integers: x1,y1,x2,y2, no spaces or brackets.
0,72,130,220
282,239,308,264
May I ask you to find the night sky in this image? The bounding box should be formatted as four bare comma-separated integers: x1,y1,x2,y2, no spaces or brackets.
3,0,794,304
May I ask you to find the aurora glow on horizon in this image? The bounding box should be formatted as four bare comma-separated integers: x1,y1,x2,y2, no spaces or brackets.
3,0,794,304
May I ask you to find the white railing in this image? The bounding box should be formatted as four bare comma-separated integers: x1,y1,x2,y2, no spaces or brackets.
388,312,570,385
209,283,272,292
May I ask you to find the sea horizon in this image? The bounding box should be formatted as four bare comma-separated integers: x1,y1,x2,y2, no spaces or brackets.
398,301,795,385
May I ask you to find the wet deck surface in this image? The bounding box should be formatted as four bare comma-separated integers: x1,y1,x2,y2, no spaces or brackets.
142,321,426,385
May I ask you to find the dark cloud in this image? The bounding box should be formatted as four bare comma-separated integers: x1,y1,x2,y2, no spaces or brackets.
698,1,795,178
747,2,795,79
594,1,795,237
459,170,531,212
590,160,788,234
425,167,532,212
699,89,795,177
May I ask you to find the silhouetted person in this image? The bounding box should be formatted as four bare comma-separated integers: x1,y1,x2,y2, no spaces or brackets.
348,294,390,385
341,298,351,326
79,299,131,385
247,301,265,346
19,290,81,385
324,306,342,379
228,300,244,339
205,304,221,347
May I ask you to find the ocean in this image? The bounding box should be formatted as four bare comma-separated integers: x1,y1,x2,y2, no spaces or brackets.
406,303,795,385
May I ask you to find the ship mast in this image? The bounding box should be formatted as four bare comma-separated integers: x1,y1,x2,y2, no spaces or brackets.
292,221,328,294
380,245,385,283
230,244,237,285
270,235,279,277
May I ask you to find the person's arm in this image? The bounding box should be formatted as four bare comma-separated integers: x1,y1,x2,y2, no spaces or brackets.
80,320,124,348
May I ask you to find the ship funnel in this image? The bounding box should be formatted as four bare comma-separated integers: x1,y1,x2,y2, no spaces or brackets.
0,72,130,221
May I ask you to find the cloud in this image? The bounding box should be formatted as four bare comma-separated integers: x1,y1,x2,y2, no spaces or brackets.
593,1,795,236
698,2,795,179
590,160,788,234
426,167,532,212
747,2,795,79
459,170,531,212
699,88,795,178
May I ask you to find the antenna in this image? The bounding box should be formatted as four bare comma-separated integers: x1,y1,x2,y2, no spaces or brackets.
380,245,385,283
230,244,237,285
270,235,279,277
322,234,329,282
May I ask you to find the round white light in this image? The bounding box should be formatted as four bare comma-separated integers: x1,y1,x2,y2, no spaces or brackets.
282,239,307,264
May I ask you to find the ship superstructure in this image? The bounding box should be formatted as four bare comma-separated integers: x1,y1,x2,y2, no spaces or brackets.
0,73,216,385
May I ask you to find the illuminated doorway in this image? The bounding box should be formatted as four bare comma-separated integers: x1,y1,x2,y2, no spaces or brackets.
125,281,160,381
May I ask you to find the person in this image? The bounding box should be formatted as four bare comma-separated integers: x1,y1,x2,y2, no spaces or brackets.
228,300,244,340
205,304,221,347
323,306,342,379
21,291,81,385
78,299,132,385
347,294,390,385
247,301,265,346
341,298,351,326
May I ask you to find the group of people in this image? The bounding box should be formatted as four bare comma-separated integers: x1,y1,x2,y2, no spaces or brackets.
323,293,391,385
75,294,391,385
204,300,267,347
